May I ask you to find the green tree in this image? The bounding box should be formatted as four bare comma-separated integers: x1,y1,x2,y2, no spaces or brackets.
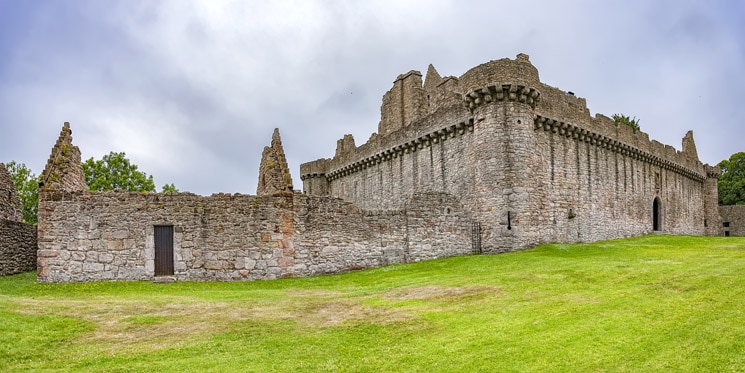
718,152,745,205
161,183,179,193
83,152,156,192
612,113,641,133
5,161,39,224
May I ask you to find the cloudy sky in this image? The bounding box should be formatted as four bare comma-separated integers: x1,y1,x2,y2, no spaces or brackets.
0,0,743,195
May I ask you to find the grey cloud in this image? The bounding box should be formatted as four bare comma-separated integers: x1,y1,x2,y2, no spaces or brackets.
0,0,743,195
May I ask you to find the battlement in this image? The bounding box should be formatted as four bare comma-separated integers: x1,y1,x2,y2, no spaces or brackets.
533,116,707,182
303,53,714,195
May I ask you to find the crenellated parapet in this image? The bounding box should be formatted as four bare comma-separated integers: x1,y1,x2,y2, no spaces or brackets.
463,84,541,112
534,116,706,182
705,165,721,179
326,119,474,181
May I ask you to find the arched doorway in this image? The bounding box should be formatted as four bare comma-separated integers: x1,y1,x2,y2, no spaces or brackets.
652,197,661,231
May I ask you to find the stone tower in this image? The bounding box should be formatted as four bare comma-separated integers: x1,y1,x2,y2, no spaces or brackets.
463,53,544,251
0,162,23,222
257,128,293,196
39,122,86,192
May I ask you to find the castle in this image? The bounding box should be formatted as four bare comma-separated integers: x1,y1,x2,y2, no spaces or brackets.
33,54,723,282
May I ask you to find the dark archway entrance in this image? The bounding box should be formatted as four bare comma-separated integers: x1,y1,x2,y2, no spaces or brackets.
652,197,661,231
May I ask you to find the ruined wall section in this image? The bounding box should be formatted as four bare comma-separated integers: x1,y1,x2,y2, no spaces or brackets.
37,191,472,282
0,220,37,276
720,205,745,236
39,123,86,192
0,162,37,276
257,128,293,196
0,163,23,222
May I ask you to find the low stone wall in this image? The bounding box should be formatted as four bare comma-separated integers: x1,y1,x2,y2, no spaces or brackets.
720,205,745,236
0,220,37,276
37,190,473,282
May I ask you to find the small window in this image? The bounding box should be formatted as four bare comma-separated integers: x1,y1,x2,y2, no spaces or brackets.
724,222,731,228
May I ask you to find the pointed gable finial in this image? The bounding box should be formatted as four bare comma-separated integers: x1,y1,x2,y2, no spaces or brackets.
39,122,86,192
257,128,293,196
423,64,442,92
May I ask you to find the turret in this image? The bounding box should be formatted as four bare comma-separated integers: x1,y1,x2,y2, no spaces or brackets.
461,53,545,252
300,159,330,196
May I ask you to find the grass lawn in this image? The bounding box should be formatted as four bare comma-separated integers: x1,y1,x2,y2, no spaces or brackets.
2,235,745,372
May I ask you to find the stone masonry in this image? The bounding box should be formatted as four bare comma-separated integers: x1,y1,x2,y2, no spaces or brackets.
37,127,470,282
257,128,293,196
0,162,37,276
0,162,22,222
37,53,721,282
720,205,745,236
301,53,722,251
39,122,86,192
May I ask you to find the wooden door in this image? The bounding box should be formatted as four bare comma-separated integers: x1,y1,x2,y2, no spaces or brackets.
154,226,174,276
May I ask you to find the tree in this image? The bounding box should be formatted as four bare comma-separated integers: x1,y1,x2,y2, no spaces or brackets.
83,152,157,192
612,113,641,133
718,152,745,205
5,161,39,224
161,183,179,193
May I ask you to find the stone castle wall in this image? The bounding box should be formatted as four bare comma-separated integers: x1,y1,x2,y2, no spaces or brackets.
301,54,720,252
0,162,37,276
720,205,745,236
37,190,471,282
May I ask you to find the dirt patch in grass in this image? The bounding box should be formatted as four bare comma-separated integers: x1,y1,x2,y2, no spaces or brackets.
383,285,500,302
285,289,346,298
12,291,418,353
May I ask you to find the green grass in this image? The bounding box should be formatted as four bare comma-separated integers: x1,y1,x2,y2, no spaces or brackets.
2,235,745,372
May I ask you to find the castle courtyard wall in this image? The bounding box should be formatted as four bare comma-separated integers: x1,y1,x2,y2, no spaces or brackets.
36,190,472,282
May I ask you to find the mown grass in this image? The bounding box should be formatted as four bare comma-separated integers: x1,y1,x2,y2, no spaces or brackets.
2,235,745,372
